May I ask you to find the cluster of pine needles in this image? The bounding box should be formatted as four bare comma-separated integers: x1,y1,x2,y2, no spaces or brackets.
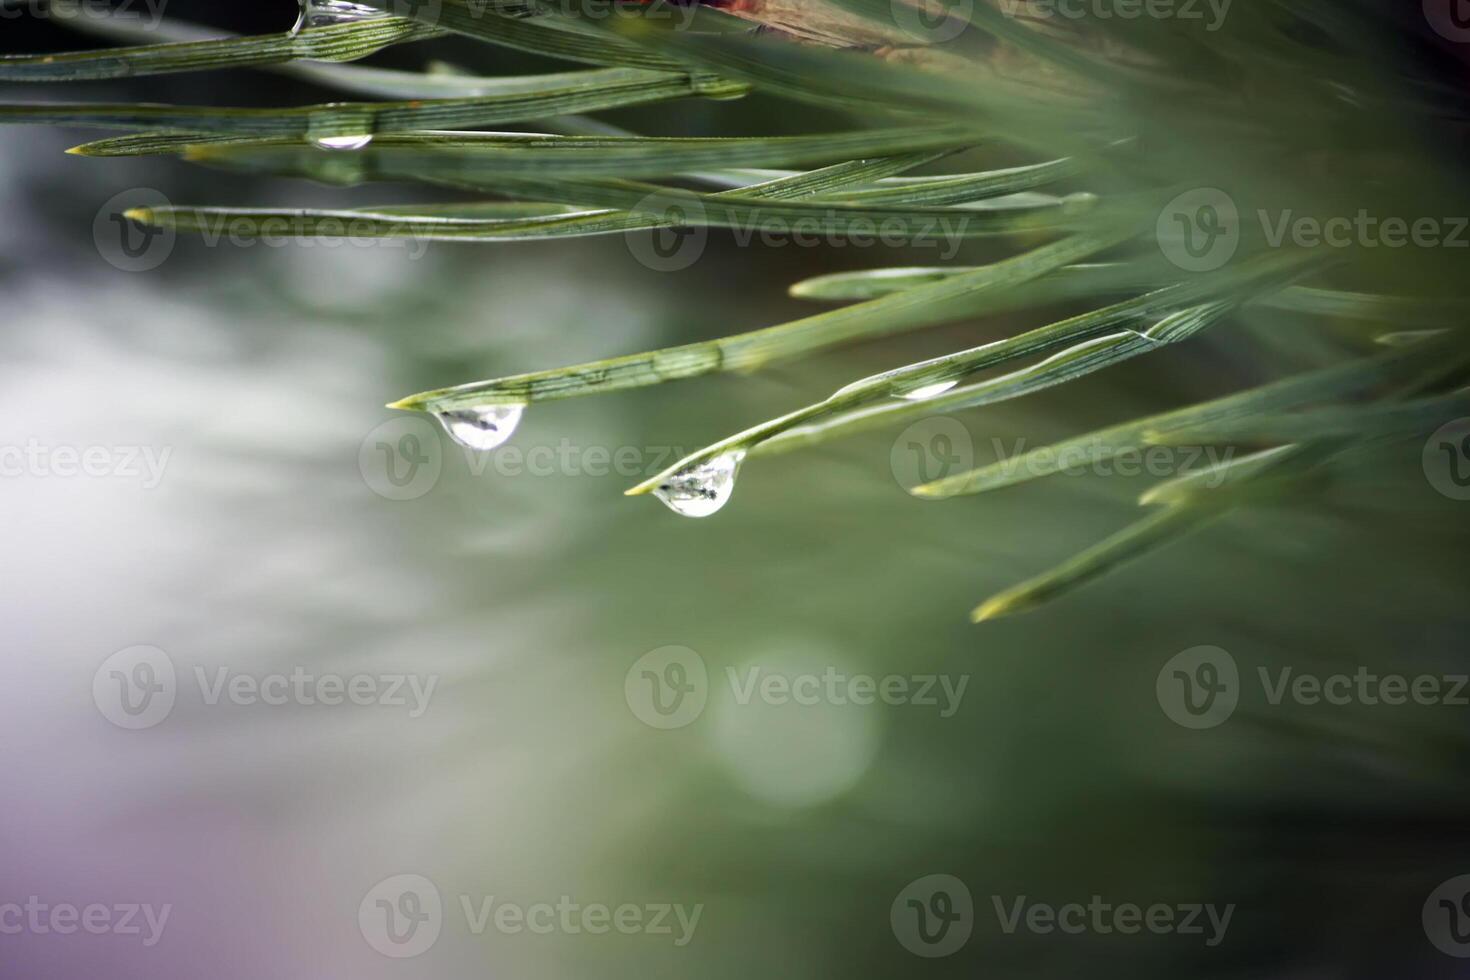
4,0,1468,620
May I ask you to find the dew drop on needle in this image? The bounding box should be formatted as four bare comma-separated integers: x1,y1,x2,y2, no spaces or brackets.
651,451,746,519
294,0,388,34
433,404,526,453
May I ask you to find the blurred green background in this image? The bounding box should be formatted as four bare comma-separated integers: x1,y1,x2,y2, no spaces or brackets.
3,3,1469,978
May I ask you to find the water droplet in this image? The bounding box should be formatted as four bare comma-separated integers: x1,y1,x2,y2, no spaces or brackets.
293,0,387,34
652,451,745,518
313,134,374,151
433,404,525,452
896,380,958,402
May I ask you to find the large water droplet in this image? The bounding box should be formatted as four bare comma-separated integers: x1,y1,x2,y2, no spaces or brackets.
294,0,387,34
896,380,958,402
313,134,374,151
652,451,745,518
433,404,525,452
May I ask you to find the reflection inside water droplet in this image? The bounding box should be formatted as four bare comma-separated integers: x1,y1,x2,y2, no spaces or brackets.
433,404,526,452
313,134,374,151
293,0,388,33
896,380,959,402
652,451,745,518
